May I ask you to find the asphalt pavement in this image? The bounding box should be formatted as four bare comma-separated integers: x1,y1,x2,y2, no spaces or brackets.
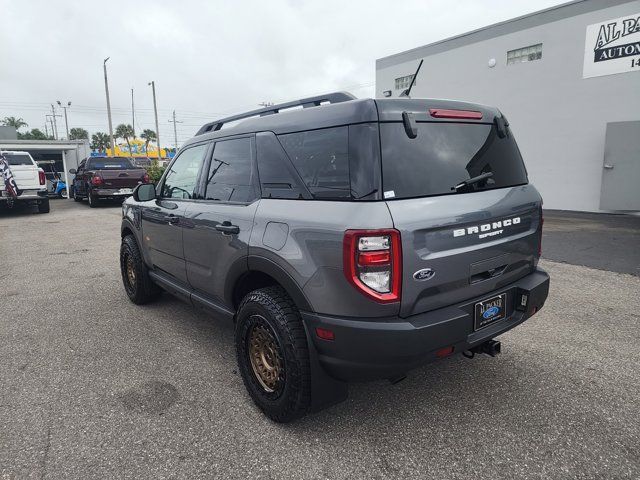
0,200,638,479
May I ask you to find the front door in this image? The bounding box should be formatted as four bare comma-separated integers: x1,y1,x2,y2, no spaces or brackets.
183,136,259,306
600,121,640,211
142,143,209,283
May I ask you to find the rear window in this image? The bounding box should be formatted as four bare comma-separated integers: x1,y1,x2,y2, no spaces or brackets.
380,123,528,199
87,158,135,169
4,153,33,166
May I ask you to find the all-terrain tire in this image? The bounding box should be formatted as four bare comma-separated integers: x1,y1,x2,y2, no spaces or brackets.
235,286,312,423
37,199,50,214
120,234,161,304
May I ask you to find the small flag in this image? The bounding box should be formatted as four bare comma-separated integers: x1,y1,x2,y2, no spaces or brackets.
0,151,20,198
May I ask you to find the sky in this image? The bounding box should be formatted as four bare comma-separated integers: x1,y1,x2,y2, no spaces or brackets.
0,0,567,148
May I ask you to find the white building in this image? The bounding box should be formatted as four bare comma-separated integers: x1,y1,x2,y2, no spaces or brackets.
376,0,640,212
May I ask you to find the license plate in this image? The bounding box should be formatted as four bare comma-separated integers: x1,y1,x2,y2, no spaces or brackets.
474,293,507,330
117,188,133,195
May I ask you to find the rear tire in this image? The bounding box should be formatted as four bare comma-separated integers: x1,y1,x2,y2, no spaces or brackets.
120,234,160,304
87,190,97,208
37,199,50,214
235,286,311,423
59,188,68,199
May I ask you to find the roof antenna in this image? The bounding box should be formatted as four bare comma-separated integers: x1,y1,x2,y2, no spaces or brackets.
399,59,423,98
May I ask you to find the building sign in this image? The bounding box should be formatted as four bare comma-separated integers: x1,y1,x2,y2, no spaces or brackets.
583,13,640,78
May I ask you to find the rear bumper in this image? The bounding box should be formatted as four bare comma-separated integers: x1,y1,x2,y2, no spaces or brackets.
302,268,549,382
0,189,48,203
93,188,134,197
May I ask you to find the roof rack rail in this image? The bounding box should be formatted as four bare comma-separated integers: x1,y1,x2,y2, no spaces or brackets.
195,91,356,136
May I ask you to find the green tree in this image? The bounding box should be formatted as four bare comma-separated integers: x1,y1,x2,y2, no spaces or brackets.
140,129,157,157
91,132,111,152
115,124,135,156
1,116,28,130
69,127,89,140
17,128,51,140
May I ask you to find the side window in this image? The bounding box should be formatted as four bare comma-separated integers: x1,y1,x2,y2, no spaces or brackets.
278,126,350,199
205,137,256,203
256,132,309,200
161,144,207,199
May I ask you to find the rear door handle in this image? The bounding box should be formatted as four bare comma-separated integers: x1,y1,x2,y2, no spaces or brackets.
215,222,239,234
603,164,614,169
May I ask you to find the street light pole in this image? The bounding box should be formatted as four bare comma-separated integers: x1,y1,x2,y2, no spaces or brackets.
103,57,115,154
57,100,71,139
148,81,161,163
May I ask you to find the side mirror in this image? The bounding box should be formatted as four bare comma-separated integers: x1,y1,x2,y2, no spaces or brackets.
69,168,77,174
133,183,157,202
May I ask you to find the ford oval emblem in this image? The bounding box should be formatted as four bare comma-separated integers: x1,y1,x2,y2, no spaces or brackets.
483,306,500,319
413,268,435,281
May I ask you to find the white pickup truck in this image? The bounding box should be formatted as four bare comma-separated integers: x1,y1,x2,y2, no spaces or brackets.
1,150,50,213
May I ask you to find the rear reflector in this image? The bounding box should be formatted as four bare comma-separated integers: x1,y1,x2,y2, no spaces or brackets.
436,346,455,358
429,108,483,120
315,327,335,341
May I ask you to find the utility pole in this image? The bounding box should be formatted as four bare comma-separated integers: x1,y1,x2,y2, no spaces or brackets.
50,104,60,140
148,81,161,163
168,110,183,152
46,115,57,139
103,57,115,153
57,100,71,139
131,88,136,138
44,120,49,138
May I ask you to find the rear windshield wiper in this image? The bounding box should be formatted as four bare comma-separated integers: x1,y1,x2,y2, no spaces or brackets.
452,172,493,191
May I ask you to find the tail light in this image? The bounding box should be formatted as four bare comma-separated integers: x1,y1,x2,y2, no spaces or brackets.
143,172,150,183
429,108,483,120
38,170,46,185
91,175,103,186
343,229,401,303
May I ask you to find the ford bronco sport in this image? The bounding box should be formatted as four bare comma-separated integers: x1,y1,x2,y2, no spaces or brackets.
120,92,549,422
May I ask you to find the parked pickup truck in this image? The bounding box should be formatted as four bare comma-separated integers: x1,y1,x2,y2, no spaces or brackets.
70,157,149,208
0,150,49,213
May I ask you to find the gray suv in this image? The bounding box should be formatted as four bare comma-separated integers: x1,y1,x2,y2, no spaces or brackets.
120,92,549,422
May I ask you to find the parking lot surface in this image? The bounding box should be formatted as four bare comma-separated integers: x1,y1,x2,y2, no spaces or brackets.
1,201,639,479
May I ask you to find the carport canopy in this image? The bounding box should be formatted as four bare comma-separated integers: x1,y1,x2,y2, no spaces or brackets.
0,140,89,200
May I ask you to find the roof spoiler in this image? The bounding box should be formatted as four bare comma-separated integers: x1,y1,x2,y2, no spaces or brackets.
195,91,357,136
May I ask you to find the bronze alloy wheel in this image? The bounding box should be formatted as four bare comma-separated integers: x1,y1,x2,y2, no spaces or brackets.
247,317,284,393
126,255,136,288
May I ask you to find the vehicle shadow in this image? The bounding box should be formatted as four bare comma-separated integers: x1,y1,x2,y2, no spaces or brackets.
0,203,41,217
151,293,533,433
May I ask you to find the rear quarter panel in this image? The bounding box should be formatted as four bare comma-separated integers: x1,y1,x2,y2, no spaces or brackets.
249,199,399,317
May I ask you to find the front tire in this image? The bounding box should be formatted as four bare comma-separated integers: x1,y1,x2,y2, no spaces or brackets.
120,234,160,304
235,286,311,423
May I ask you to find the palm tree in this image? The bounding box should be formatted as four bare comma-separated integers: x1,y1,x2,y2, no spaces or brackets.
115,124,135,156
91,132,111,152
69,128,89,140
1,116,28,130
140,129,157,157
